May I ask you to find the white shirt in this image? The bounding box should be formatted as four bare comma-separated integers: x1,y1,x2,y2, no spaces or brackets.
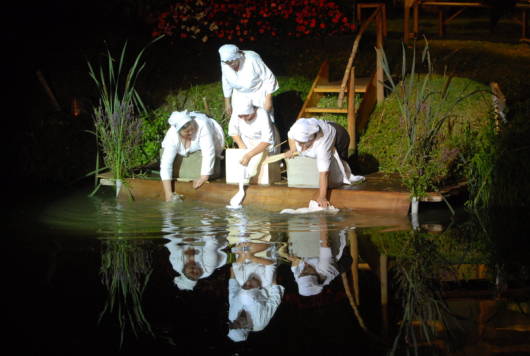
164,236,228,280
287,118,336,172
160,113,225,179
221,50,278,99
291,247,340,287
228,107,277,151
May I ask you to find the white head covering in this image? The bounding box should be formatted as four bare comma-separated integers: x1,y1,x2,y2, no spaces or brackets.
228,328,249,342
174,275,197,291
168,110,192,132
296,275,323,296
234,96,255,116
290,119,319,143
219,44,242,62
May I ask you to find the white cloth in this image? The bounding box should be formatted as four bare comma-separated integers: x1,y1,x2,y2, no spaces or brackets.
291,247,340,296
228,106,279,153
232,262,276,289
228,279,284,333
221,50,278,112
164,236,228,290
280,200,339,214
160,112,225,179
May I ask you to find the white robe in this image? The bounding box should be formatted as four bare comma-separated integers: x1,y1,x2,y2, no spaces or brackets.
232,262,276,289
160,113,225,179
221,50,278,118
228,107,280,153
291,247,340,288
228,278,284,332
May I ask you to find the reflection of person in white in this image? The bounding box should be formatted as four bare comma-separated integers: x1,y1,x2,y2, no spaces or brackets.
227,263,284,342
219,44,278,123
286,118,364,208
228,97,280,167
164,236,228,291
159,110,225,200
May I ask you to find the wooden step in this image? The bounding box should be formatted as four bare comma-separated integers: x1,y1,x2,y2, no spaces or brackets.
313,78,370,93
303,107,348,114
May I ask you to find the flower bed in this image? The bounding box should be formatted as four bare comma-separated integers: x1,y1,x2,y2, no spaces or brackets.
152,0,355,42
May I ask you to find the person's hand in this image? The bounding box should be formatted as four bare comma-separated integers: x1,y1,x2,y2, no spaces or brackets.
193,175,209,189
240,154,251,166
224,102,232,118
316,196,330,208
284,150,297,159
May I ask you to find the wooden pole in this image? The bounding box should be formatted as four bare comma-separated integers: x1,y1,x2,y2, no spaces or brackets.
380,254,389,336
338,8,380,106
439,8,446,36
347,66,356,153
36,70,61,112
413,1,419,37
349,230,360,305
376,11,384,104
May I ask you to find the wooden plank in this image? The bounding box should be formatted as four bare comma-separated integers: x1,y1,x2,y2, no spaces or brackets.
313,78,369,93
347,67,356,152
297,60,329,119
356,71,378,132
304,107,348,114
116,174,412,215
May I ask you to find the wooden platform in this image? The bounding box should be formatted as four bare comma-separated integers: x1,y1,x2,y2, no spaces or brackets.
98,172,467,216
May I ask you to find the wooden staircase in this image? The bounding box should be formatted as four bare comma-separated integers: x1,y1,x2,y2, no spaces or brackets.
296,4,386,153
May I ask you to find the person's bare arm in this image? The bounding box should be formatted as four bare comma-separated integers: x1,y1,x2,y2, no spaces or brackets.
240,142,269,166
317,171,330,207
224,97,232,117
231,135,247,149
162,180,173,201
285,138,298,158
263,93,273,112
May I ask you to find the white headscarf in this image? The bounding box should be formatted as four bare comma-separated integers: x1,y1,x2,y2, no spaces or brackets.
168,110,192,132
228,328,249,342
219,44,242,62
234,96,255,116
296,274,323,296
174,275,197,291
290,118,320,143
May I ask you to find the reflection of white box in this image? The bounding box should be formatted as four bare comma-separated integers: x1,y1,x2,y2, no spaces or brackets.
225,148,281,185
285,156,320,188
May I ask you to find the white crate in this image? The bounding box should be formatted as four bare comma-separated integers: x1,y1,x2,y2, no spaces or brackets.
285,156,320,188
225,148,281,185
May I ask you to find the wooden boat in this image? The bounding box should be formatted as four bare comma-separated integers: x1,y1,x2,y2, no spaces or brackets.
99,172,466,216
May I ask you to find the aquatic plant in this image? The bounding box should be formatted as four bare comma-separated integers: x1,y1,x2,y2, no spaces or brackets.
87,38,160,194
99,238,154,347
364,39,492,199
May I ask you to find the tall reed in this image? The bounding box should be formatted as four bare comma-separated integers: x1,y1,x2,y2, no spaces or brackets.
87,39,159,193
376,39,484,198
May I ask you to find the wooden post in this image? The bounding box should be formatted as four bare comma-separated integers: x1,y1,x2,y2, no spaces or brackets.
413,1,419,37
380,254,389,336
349,230,360,305
523,8,528,40
376,11,384,104
347,66,356,153
439,8,446,36
36,70,61,112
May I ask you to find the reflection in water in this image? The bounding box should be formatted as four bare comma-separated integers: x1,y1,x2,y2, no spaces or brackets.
30,191,529,355
283,215,348,296
99,238,154,346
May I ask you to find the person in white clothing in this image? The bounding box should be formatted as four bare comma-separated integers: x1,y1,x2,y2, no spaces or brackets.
219,44,278,122
286,118,364,208
228,97,280,166
227,268,284,342
164,235,228,291
159,110,225,200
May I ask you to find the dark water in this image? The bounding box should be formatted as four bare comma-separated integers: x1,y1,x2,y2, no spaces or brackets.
8,185,530,356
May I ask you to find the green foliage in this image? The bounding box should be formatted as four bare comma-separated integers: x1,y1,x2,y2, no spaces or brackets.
359,42,493,197
88,39,160,183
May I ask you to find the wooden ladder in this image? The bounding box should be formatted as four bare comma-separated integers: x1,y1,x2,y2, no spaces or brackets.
296,4,386,154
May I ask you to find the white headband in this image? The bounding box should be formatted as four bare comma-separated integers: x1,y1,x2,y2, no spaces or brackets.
168,110,192,132
290,118,319,143
219,44,242,62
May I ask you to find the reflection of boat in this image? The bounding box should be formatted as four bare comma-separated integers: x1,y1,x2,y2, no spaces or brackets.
99,172,466,216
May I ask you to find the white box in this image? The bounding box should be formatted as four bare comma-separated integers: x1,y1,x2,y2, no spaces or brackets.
285,156,320,188
225,148,281,185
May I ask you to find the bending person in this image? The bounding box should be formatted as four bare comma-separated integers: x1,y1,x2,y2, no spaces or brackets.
286,118,364,208
219,44,278,122
228,97,280,167
160,110,225,201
